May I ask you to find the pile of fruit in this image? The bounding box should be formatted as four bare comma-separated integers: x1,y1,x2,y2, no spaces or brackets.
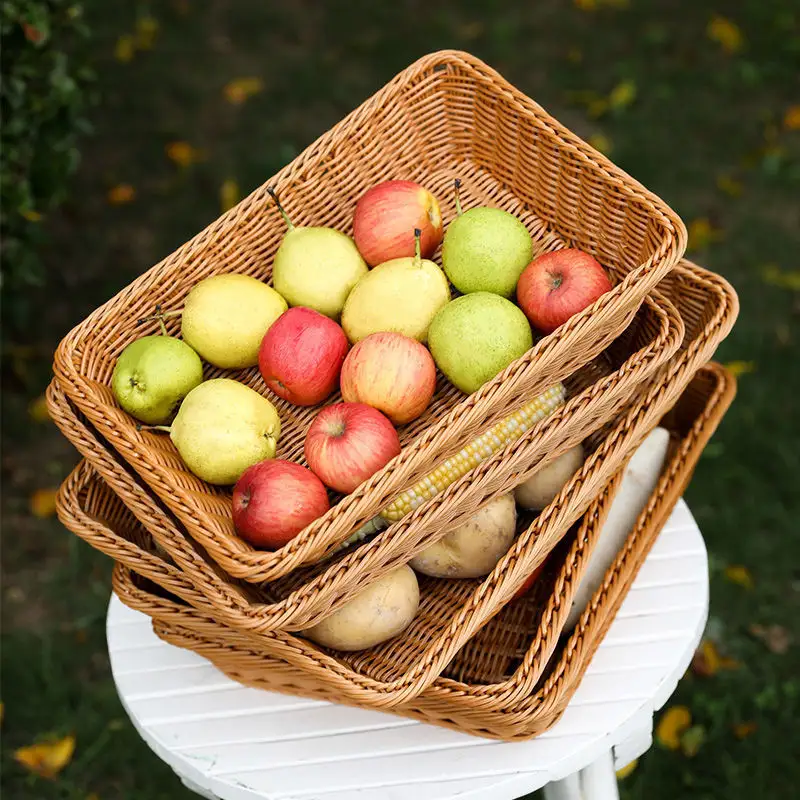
112,178,614,651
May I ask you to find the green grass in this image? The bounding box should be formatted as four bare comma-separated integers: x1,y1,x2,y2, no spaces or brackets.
2,1,799,797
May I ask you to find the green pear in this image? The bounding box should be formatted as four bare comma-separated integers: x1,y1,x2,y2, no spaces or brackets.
158,378,281,485
341,229,450,343
112,334,203,424
268,188,367,319
181,274,287,369
428,292,533,394
441,180,533,297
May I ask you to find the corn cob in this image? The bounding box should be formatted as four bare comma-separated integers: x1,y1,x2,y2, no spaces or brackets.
340,382,566,548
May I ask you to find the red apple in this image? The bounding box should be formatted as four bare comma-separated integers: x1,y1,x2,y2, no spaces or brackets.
304,402,401,494
340,332,437,424
352,180,443,267
232,459,330,550
258,307,349,406
512,560,547,600
516,248,613,334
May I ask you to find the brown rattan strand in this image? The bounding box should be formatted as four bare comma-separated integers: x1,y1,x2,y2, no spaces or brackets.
49,260,735,643
107,362,735,740
50,48,688,586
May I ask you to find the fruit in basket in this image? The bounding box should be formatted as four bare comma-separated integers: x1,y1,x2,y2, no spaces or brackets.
158,378,281,485
181,274,287,369
409,493,517,578
304,402,400,494
304,564,419,651
352,180,443,267
268,188,367,319
112,333,204,424
514,444,585,510
340,332,436,424
258,307,349,406
232,459,330,549
428,292,533,394
516,248,613,334
340,229,450,343
512,559,547,600
441,179,532,297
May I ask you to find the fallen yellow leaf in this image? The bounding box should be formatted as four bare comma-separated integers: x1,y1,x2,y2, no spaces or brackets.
749,623,793,654
14,734,76,779
588,133,613,155
680,724,706,757
30,488,59,519
656,705,691,750
223,77,264,106
608,79,637,110
760,264,800,291
574,0,597,10
716,173,743,197
732,721,758,740
724,564,754,590
691,639,741,676
588,98,609,118
616,758,638,779
566,47,583,64
0,701,4,725
21,209,43,222
687,217,723,251
87,794,100,800
107,184,136,205
723,360,756,377
114,35,135,63
707,15,744,54
220,179,240,212
784,105,800,131
135,16,159,50
28,394,51,423
165,141,203,168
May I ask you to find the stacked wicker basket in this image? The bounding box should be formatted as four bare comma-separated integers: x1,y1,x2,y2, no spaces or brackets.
48,51,739,741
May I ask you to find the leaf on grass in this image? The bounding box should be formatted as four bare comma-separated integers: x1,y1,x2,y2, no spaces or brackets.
28,395,51,422
784,105,800,131
732,721,758,740
107,184,136,205
687,217,723,251
760,264,800,291
608,79,637,110
21,209,43,222
588,133,613,154
723,360,755,377
749,624,793,654
0,701,4,725
87,794,100,800
165,141,204,168
616,758,638,779
588,98,609,118
566,47,583,64
691,639,741,676
574,0,597,10
14,734,76,779
680,724,706,757
114,35,135,63
656,705,691,750
220,179,240,212
724,564,754,589
223,77,264,106
29,488,58,519
716,173,743,197
135,16,159,50
707,15,744,54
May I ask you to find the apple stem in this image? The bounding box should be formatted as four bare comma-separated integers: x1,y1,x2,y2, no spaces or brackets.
453,178,463,216
267,186,294,231
413,228,422,267
136,423,171,433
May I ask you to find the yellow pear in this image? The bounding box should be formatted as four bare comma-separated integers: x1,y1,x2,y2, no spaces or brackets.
341,229,450,343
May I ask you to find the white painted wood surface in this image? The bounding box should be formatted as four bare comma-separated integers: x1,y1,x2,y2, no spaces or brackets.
107,499,708,800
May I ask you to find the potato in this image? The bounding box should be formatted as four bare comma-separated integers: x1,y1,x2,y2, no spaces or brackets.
303,565,419,652
409,493,517,578
514,444,584,510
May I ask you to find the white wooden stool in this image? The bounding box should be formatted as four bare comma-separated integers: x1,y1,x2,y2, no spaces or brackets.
107,498,708,800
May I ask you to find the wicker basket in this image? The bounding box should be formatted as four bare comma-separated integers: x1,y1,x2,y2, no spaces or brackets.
50,49,688,591
66,363,735,739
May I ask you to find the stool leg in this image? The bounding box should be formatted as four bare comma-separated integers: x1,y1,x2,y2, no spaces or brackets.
579,750,620,800
542,772,581,800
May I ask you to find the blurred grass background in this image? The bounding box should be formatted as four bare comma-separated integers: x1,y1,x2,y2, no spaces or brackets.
1,1,798,798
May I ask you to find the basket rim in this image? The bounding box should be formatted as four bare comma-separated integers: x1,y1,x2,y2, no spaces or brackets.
50,48,689,584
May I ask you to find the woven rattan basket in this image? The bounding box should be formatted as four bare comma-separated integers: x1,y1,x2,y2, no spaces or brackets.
66,363,735,739
50,49,688,592
52,256,737,708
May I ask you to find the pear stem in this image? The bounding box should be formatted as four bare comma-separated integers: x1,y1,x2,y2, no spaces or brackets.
454,178,463,216
136,424,171,433
413,228,422,268
267,186,294,231
138,304,181,336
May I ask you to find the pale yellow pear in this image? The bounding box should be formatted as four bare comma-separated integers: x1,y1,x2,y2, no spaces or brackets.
341,230,450,343
168,379,280,485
